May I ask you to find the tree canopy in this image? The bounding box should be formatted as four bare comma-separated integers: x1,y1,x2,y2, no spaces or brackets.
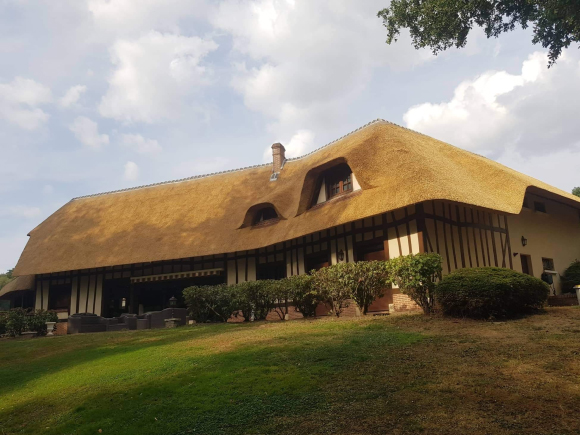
573,186,580,197
378,0,580,66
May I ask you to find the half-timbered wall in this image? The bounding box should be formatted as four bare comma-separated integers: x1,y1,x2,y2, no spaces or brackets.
422,200,513,274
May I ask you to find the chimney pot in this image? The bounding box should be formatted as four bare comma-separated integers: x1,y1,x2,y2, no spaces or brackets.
271,143,286,174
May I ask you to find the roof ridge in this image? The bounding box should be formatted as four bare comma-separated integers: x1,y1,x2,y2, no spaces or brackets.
71,118,388,201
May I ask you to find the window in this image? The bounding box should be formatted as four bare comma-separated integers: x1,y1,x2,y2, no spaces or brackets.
256,262,286,280
520,255,533,276
48,284,71,311
327,164,353,199
542,258,555,271
253,207,278,225
534,201,547,213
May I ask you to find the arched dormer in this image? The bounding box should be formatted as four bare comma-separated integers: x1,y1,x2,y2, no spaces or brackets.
296,158,361,215
239,203,282,228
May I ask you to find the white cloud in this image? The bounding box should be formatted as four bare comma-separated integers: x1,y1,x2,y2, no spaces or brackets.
88,0,210,36
262,128,314,162
59,85,87,108
403,51,580,157
69,116,110,149
212,0,432,149
0,77,51,130
98,31,218,123
0,205,41,219
120,133,162,154
124,161,139,180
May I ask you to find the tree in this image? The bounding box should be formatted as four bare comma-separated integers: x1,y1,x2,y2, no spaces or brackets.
378,0,580,66
561,259,580,293
573,187,580,197
385,253,443,314
312,264,353,317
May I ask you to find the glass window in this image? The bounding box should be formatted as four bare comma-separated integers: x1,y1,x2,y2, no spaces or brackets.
542,258,555,271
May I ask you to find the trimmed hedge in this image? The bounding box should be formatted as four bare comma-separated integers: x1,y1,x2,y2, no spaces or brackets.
435,267,549,319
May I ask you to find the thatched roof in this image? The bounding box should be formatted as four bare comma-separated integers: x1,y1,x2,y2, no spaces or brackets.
13,120,580,276
0,275,35,298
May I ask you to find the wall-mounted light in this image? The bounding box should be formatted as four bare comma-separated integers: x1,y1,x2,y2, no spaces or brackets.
169,296,178,308
521,236,528,247
337,249,345,262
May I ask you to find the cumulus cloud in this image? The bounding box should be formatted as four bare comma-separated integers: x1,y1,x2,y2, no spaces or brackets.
59,85,87,108
212,0,431,149
403,51,580,157
0,77,51,130
0,205,41,219
98,31,218,123
120,133,162,154
69,116,110,149
262,128,314,162
124,161,139,180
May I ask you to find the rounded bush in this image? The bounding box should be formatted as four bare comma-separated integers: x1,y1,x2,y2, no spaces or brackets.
562,260,580,293
435,267,549,319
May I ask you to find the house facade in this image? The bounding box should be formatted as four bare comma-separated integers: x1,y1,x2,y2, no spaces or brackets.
3,120,580,319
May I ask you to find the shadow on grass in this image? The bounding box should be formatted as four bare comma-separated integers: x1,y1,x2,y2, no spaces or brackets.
0,320,422,435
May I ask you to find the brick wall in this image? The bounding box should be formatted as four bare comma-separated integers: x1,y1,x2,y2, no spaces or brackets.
392,294,420,312
54,321,68,335
547,294,579,307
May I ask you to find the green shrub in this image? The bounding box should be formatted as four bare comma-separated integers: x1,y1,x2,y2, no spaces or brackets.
236,280,278,321
561,260,580,293
312,263,353,317
435,267,549,319
386,253,442,314
286,274,319,317
25,310,58,336
0,311,7,335
183,284,237,323
5,308,27,337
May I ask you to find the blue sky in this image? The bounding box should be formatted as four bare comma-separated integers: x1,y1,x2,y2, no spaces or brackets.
1,0,579,273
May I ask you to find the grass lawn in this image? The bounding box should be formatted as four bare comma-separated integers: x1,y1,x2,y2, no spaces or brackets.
1,308,580,435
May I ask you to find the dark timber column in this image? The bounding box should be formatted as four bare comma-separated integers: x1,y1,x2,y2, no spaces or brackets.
129,282,135,314
416,203,427,254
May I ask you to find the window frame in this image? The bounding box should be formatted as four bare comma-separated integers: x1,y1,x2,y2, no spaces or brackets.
324,164,353,200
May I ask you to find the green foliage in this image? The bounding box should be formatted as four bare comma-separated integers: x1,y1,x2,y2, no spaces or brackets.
26,309,59,336
183,284,238,323
5,308,27,337
236,280,278,321
561,259,580,293
0,311,6,335
378,0,580,66
267,279,292,320
335,261,389,315
435,267,550,318
386,253,442,314
311,263,353,317
286,274,319,317
0,274,11,291
573,187,580,197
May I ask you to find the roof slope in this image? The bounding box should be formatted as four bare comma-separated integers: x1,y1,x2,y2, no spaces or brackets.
13,120,580,276
0,275,35,298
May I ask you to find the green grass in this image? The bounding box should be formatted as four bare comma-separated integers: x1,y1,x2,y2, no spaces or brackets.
1,308,580,434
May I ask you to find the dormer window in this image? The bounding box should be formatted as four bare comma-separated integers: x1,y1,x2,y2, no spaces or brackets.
254,207,278,225
240,203,282,228
327,165,353,198
312,163,359,207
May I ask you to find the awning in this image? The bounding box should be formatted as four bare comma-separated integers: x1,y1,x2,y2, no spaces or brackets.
130,268,224,284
